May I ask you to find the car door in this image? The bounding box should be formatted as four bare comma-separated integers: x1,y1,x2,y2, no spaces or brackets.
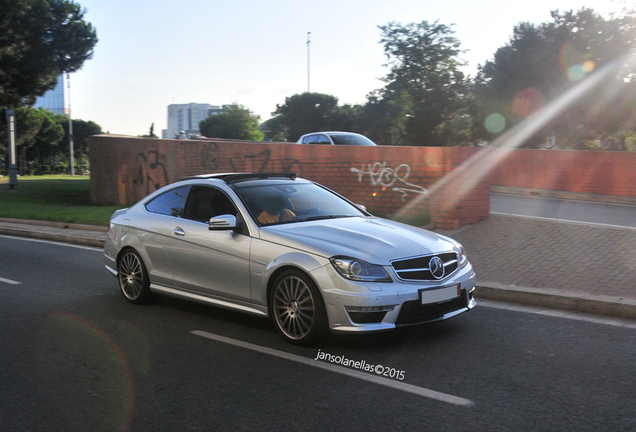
165,185,252,301
139,185,190,286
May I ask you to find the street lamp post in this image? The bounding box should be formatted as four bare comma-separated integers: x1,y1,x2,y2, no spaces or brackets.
5,109,17,188
307,32,311,93
67,73,74,176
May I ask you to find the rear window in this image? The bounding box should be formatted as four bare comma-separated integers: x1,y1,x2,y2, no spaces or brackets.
329,133,376,146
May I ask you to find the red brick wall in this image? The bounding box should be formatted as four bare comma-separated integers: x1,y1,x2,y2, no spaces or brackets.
490,149,636,197
89,136,489,228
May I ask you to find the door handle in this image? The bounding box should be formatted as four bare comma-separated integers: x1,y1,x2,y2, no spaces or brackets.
172,227,185,237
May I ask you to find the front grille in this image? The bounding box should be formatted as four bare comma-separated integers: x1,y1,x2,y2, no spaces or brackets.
395,291,468,326
391,252,459,281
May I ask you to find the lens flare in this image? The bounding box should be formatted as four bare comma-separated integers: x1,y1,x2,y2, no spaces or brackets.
568,64,586,81
484,113,506,133
395,52,634,221
583,61,595,73
35,312,135,432
512,88,544,118
560,43,596,81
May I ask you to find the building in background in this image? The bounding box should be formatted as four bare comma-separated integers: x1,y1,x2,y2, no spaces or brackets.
162,103,228,139
33,75,68,115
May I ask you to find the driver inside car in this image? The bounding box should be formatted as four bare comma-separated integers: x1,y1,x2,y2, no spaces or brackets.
258,195,296,225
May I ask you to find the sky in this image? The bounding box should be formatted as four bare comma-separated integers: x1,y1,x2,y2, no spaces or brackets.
68,0,629,136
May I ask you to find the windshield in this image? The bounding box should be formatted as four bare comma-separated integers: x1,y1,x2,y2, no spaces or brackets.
328,133,377,146
232,181,366,226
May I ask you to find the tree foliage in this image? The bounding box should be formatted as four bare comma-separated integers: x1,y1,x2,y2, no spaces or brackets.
0,107,64,174
0,0,97,109
475,8,636,148
199,103,264,141
0,107,102,174
375,21,473,146
272,93,356,141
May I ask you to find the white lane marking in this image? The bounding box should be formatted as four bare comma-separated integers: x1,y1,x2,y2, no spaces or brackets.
0,234,103,251
491,193,636,209
0,276,20,285
480,300,636,330
191,330,474,407
490,212,636,231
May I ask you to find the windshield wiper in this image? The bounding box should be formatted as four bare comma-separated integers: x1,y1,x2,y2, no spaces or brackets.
305,215,353,221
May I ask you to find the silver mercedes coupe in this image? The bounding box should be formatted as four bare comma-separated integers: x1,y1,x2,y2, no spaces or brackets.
104,173,476,344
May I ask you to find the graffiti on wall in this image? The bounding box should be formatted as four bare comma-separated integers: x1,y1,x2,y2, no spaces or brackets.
133,151,169,196
132,145,304,199
228,149,304,177
350,161,428,201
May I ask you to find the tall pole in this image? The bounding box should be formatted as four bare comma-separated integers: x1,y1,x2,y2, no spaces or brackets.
6,109,17,188
67,73,74,176
307,32,311,93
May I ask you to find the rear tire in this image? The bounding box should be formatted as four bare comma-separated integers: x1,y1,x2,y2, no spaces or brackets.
269,269,328,345
118,249,153,304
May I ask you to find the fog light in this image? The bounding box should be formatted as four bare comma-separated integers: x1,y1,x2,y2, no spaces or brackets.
345,306,395,324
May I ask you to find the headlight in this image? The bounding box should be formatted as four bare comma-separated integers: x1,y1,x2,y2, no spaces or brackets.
459,245,468,268
330,256,392,283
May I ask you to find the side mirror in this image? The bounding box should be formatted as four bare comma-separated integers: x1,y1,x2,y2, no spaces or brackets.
356,204,367,212
209,214,237,230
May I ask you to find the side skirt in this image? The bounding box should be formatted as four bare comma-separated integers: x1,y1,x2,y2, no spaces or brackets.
149,283,269,318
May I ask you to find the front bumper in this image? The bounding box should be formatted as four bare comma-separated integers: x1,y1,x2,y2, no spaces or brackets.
311,261,476,333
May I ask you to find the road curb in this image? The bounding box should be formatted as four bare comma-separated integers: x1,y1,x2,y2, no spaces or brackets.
0,227,105,248
476,282,636,321
491,186,636,206
0,217,108,232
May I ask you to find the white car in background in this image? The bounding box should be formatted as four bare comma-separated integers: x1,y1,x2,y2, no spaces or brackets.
296,131,377,146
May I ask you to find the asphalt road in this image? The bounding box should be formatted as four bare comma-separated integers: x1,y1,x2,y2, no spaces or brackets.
491,192,636,228
1,235,635,431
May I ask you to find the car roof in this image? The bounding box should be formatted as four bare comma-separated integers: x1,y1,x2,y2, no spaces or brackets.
179,172,297,184
300,131,362,137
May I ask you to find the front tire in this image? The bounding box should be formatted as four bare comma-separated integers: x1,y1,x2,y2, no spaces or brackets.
269,269,327,345
118,249,153,304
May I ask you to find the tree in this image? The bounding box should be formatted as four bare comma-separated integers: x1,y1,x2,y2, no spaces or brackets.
355,88,412,146
260,117,287,142
273,92,353,141
475,8,636,148
0,0,98,109
54,116,102,174
29,110,64,173
376,21,473,146
199,103,264,141
0,107,64,174
140,123,158,138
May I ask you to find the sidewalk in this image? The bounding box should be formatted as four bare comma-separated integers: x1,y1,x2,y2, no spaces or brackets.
2,214,636,321
438,213,636,321
0,218,107,248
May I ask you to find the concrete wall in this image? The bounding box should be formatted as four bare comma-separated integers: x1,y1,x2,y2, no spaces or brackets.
89,135,489,229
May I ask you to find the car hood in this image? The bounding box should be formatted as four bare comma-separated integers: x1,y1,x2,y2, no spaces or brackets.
260,217,459,264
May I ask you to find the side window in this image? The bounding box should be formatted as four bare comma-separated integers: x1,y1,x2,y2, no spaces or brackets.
145,186,189,217
182,186,237,223
305,134,319,144
306,134,329,144
316,134,331,145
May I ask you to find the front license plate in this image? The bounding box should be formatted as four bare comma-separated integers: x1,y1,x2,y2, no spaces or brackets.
420,284,460,304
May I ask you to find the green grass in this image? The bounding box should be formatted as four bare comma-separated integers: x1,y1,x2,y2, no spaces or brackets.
0,175,125,226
